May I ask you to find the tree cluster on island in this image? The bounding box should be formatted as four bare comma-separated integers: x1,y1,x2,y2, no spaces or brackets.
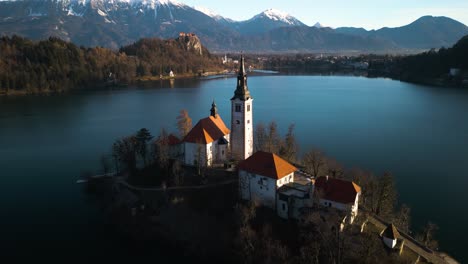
0,35,223,94
84,111,442,263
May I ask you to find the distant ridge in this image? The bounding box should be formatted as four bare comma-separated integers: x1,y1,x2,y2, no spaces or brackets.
336,16,468,49
0,0,467,53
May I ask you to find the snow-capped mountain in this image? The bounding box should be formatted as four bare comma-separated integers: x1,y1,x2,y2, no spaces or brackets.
193,5,235,27
193,7,305,34
193,6,222,20
231,8,306,35
0,0,467,52
0,0,239,49
254,9,304,26
313,22,324,28
0,1,308,48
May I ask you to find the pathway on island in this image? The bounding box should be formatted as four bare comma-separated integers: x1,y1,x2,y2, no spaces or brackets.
364,211,459,264
118,178,238,192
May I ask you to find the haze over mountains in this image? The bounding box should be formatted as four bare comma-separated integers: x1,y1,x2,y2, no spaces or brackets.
0,0,467,53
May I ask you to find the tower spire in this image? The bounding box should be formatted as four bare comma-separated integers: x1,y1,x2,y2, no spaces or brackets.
239,55,246,75
231,55,252,101
210,100,218,117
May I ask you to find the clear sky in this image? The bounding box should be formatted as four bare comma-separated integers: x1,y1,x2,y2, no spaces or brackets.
181,0,468,30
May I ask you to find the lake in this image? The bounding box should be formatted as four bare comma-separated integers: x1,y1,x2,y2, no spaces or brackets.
0,75,467,261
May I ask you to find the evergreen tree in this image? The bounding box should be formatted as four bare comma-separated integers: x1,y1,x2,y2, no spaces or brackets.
135,128,153,166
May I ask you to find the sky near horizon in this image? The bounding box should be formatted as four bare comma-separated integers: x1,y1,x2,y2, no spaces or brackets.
182,0,468,30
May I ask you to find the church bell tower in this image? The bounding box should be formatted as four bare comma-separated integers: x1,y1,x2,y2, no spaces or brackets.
230,56,253,160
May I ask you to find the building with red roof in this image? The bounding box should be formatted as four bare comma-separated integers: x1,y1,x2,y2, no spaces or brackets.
182,101,230,166
314,176,361,223
155,133,183,160
238,151,297,209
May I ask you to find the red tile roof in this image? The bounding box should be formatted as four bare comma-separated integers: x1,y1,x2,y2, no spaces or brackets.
238,151,297,179
183,114,230,144
314,176,361,204
167,134,181,146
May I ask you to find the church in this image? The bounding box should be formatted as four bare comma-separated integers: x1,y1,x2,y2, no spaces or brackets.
182,56,253,166
181,56,362,225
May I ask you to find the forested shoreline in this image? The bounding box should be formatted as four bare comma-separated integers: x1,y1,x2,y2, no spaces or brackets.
2,33,467,95
249,35,468,88
389,35,468,84
0,35,223,95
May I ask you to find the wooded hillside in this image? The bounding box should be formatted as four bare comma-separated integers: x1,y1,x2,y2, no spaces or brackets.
0,35,223,94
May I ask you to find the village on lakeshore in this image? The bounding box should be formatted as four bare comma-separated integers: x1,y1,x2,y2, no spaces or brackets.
90,56,459,264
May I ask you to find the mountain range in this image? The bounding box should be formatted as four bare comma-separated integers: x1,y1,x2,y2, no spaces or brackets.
0,0,467,53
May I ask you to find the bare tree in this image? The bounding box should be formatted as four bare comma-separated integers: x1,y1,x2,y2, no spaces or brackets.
355,231,387,264
393,204,411,234
100,154,111,175
417,221,439,250
266,121,281,154
171,160,184,186
258,225,291,264
234,201,259,264
348,168,380,212
279,123,298,163
375,172,397,219
303,149,328,177
154,128,170,171
194,141,207,178
254,122,267,152
236,201,258,228
299,210,346,264
326,157,344,179
176,109,192,138
112,136,138,175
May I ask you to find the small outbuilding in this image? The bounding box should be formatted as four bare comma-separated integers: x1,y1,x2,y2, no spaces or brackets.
382,223,401,249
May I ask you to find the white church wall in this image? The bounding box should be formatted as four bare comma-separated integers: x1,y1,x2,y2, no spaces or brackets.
239,170,277,209
243,99,253,159
206,142,212,166
184,142,208,166
184,142,196,166
231,98,253,160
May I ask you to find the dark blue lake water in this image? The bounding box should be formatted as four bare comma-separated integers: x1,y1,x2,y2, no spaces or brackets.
0,76,467,261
